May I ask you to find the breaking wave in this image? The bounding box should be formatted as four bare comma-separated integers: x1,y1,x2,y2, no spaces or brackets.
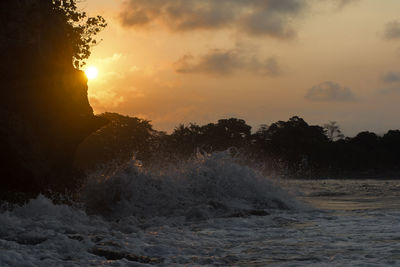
82,152,300,222
2,156,400,266
0,152,301,265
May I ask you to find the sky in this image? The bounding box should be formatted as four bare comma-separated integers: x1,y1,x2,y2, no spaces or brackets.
80,0,400,136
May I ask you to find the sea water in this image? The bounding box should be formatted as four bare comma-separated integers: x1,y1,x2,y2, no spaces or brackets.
1,153,400,266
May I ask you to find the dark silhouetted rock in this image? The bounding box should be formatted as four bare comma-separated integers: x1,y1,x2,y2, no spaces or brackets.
89,247,163,263
0,0,107,201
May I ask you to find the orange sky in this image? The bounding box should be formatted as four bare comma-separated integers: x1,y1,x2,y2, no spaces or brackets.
81,0,400,136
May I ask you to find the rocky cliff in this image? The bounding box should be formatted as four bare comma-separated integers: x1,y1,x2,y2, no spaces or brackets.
0,0,107,200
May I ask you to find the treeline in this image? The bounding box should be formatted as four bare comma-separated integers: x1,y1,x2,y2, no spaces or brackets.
75,113,400,178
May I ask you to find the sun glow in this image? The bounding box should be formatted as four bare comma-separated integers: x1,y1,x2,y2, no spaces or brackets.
85,66,98,80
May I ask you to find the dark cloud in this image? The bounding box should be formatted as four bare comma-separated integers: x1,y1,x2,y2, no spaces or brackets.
119,0,308,39
337,0,360,8
378,87,400,95
384,21,400,40
305,81,356,102
248,57,281,76
382,72,400,83
174,48,281,76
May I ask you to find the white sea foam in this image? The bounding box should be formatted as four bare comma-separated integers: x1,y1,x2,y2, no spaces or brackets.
82,152,299,220
1,155,400,266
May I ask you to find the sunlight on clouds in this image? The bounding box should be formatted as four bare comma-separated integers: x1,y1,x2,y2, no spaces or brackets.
129,65,140,72
81,0,400,135
89,90,125,111
97,53,123,64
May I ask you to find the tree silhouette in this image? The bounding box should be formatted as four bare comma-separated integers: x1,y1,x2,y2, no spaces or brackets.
252,116,329,174
169,123,203,157
324,121,344,141
201,118,252,152
73,112,400,179
75,113,156,171
381,130,400,167
51,0,107,68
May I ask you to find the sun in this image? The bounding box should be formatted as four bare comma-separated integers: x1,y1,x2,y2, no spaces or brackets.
85,66,98,80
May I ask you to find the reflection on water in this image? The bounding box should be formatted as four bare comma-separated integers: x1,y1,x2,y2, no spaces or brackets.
294,179,400,211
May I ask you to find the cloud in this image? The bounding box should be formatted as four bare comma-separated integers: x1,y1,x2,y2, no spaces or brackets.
378,87,400,95
384,21,400,40
305,81,356,102
98,53,123,64
119,0,308,39
337,0,360,8
173,48,281,76
382,72,400,83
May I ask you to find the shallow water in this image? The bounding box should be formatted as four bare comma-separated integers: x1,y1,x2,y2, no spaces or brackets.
1,156,400,266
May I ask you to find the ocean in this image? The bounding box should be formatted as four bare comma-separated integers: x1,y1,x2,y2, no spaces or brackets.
1,153,399,266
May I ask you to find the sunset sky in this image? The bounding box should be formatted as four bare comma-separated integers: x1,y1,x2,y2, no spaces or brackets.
80,0,400,136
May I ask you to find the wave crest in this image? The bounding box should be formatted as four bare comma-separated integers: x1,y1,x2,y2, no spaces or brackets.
82,152,299,220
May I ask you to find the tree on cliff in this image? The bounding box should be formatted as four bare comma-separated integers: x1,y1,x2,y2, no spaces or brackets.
51,0,107,68
0,0,108,201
